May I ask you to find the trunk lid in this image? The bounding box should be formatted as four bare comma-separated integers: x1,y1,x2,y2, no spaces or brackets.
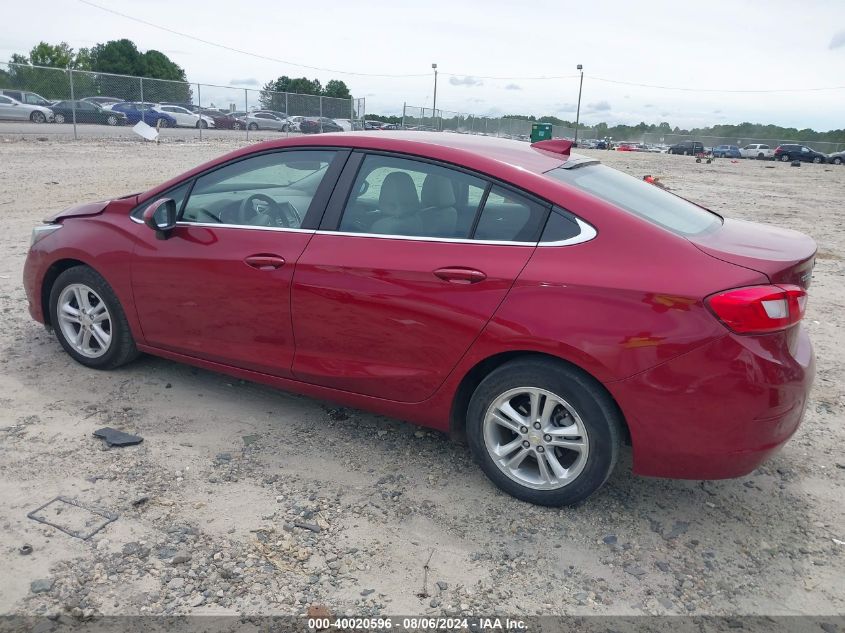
689,218,816,288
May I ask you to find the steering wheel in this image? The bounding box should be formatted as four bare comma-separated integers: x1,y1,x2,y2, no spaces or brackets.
238,193,283,227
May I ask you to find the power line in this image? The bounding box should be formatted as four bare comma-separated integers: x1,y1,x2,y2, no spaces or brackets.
591,76,845,93
75,0,845,93
76,0,429,78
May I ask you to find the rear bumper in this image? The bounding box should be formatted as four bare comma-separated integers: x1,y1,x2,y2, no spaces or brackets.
606,326,814,479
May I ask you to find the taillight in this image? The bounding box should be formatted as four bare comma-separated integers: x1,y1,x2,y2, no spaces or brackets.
774,146,783,153
706,285,807,334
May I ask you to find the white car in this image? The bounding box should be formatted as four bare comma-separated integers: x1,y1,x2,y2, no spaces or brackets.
740,143,774,160
0,95,55,123
154,104,215,128
287,116,304,132
332,118,353,132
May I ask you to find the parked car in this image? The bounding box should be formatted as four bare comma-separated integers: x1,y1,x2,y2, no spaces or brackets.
288,116,304,132
711,145,742,159
81,96,125,108
154,104,215,128
0,89,53,108
237,111,288,131
364,120,383,130
828,150,844,165
23,132,816,507
332,118,353,132
49,100,127,126
0,94,55,123
109,102,177,127
774,144,828,164
616,143,641,152
740,143,774,160
198,109,238,130
668,140,705,155
299,117,344,133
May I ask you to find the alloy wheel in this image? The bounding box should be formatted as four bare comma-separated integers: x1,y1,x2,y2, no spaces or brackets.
482,387,590,491
56,283,112,359
55,113,66,124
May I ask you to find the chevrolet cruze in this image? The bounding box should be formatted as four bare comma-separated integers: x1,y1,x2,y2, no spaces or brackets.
23,133,816,506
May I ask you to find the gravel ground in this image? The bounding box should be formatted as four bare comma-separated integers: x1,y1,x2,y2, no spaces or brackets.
0,136,843,621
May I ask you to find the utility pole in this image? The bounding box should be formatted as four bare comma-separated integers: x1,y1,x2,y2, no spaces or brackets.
431,63,438,130
574,64,584,146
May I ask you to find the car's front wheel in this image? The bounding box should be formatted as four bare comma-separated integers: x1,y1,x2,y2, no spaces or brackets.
49,266,139,370
812,156,822,164
834,157,843,165
30,111,47,123
106,115,119,126
781,154,791,162
466,358,622,506
54,113,66,124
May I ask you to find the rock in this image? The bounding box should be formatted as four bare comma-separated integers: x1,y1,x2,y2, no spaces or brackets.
430,598,441,608
655,561,671,572
361,589,375,596
31,579,54,594
666,521,689,540
602,534,618,545
215,453,232,462
658,597,674,610
168,578,185,590
623,564,647,579
190,595,205,607
171,551,192,565
293,521,321,533
435,580,449,591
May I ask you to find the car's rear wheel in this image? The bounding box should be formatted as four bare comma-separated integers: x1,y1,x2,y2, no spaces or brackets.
781,154,791,162
834,157,843,165
30,111,47,123
812,156,822,164
49,266,139,370
54,113,66,124
248,122,258,130
233,121,242,130
106,115,119,126
466,358,622,506
197,120,208,128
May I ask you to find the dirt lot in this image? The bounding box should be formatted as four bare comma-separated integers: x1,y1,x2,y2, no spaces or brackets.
0,137,843,620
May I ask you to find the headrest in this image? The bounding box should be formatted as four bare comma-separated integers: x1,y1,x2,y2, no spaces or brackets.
421,174,456,208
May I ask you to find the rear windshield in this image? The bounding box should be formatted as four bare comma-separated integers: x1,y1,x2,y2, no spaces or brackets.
546,163,721,237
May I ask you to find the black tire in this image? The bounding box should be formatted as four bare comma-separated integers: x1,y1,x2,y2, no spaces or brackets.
30,111,47,124
781,154,791,162
49,266,139,370
54,113,66,124
233,121,242,130
466,358,622,506
757,153,765,160
196,119,208,129
834,157,843,165
106,115,119,126
248,122,258,131
812,156,822,164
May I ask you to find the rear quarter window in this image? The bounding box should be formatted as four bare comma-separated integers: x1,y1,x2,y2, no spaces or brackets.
546,164,721,237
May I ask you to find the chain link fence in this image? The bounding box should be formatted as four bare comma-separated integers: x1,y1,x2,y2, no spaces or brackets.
402,105,845,154
401,105,598,141
0,61,364,140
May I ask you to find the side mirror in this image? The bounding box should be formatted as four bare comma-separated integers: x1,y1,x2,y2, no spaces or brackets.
142,198,177,239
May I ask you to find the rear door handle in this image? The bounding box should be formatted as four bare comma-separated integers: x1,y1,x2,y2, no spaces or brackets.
244,254,286,270
434,267,487,284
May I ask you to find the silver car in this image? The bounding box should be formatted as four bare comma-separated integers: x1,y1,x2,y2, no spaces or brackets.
0,95,55,123
237,111,288,131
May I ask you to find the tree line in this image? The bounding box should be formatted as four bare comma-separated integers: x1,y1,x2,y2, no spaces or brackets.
501,114,845,144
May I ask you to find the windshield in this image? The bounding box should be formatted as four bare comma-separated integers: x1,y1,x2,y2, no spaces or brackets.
546,163,721,237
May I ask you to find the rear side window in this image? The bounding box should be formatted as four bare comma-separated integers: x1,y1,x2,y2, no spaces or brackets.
473,186,547,242
546,164,721,237
540,207,583,243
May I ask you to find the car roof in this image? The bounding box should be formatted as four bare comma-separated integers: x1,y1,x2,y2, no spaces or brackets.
282,131,580,174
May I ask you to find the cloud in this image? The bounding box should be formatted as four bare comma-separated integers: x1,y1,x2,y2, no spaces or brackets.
830,30,845,49
449,75,483,87
644,103,655,108
504,83,522,90
586,100,612,112
230,78,259,87
713,109,722,114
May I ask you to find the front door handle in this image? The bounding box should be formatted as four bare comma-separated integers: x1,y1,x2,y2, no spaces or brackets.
434,267,487,284
244,254,286,270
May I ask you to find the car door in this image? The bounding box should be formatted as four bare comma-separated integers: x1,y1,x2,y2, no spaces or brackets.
0,96,19,120
131,148,347,377
290,152,548,403
76,101,97,123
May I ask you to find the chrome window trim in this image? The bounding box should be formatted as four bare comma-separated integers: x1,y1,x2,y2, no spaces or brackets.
129,215,315,233
313,217,596,247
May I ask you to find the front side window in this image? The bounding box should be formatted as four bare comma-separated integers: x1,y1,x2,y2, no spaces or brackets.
180,150,336,228
339,155,487,238
547,163,721,237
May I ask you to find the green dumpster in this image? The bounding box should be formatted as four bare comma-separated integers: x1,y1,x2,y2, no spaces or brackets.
530,122,552,143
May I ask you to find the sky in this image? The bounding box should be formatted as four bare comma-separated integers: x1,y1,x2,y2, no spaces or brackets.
2,0,845,130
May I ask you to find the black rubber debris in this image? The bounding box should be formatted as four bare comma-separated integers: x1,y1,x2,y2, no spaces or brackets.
19,544,33,555
93,427,143,447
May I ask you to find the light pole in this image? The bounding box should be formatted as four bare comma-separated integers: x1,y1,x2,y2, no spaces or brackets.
574,64,584,146
431,63,438,130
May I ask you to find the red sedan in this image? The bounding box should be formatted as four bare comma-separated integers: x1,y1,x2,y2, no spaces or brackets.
23,133,815,506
